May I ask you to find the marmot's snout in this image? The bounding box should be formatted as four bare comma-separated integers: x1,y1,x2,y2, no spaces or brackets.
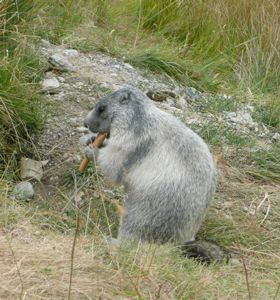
83,109,110,134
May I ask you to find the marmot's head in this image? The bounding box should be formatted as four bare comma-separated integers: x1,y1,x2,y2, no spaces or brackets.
84,88,150,135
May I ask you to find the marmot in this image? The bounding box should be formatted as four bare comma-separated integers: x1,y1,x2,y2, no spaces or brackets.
83,87,217,249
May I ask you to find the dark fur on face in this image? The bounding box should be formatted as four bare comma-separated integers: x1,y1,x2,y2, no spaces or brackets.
84,88,148,135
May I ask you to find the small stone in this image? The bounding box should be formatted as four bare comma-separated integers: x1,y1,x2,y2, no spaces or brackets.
227,112,237,118
63,49,79,57
58,76,65,82
272,132,280,142
230,258,242,266
73,154,82,163
41,39,51,48
124,63,134,70
244,104,255,112
20,157,48,181
227,111,256,129
13,181,34,200
146,90,176,102
45,71,55,79
262,124,270,135
75,81,84,87
48,54,76,72
77,126,89,133
42,77,60,91
174,97,187,110
113,64,121,70
185,87,202,100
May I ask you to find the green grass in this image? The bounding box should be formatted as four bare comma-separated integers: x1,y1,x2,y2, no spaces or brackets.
254,96,280,130
137,0,280,94
0,0,99,177
245,143,280,182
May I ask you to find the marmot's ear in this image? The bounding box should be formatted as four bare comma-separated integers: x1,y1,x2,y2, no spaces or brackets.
120,90,132,105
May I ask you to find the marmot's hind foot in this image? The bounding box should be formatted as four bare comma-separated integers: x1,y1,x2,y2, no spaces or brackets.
181,240,229,264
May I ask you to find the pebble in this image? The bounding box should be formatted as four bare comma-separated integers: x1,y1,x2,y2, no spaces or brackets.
63,49,79,57
272,132,280,142
42,77,60,91
48,54,76,72
20,157,48,181
13,181,34,200
77,126,89,133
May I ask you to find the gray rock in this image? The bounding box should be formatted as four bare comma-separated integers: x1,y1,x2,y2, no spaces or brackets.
227,112,237,119
124,62,134,70
48,54,76,72
13,181,34,200
63,49,79,57
20,157,48,181
42,77,60,91
227,111,256,129
76,126,89,133
174,97,187,110
272,132,280,141
41,39,51,48
185,87,202,100
45,71,55,79
146,90,176,102
58,76,65,82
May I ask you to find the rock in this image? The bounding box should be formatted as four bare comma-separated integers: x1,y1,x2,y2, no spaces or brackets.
13,181,34,200
262,124,270,135
244,104,255,113
76,126,89,133
124,62,134,70
20,158,48,181
174,97,187,110
41,39,51,48
226,111,256,129
272,132,280,142
75,81,84,87
230,258,242,267
48,54,76,72
113,64,121,70
42,77,60,91
185,87,202,101
63,49,79,57
45,71,55,79
146,90,176,102
58,76,65,83
227,112,237,119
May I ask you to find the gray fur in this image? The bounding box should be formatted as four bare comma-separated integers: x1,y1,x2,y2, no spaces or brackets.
84,87,217,245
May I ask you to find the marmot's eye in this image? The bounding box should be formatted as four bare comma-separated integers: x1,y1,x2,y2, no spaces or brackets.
98,105,106,114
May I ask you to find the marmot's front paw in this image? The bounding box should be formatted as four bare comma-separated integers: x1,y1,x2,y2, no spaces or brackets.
84,146,94,161
86,134,96,145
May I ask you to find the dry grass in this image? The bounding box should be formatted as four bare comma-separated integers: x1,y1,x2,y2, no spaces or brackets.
1,163,280,299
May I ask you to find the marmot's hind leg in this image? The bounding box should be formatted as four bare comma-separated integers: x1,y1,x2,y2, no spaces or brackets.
181,240,229,264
